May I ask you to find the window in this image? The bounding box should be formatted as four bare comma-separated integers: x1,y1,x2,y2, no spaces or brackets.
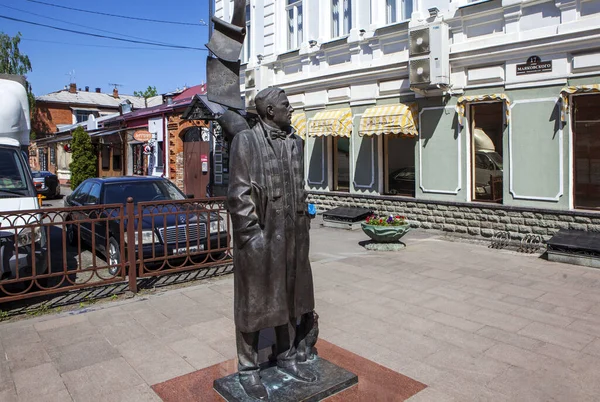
113,145,122,171
333,137,350,191
242,3,251,62
49,146,56,165
332,0,352,38
573,94,600,209
101,145,110,170
74,110,98,123
73,181,93,204
470,103,504,203
87,183,101,204
385,136,416,196
386,0,412,24
156,141,164,168
287,0,303,49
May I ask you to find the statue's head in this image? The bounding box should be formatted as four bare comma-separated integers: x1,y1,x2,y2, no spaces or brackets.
255,87,294,130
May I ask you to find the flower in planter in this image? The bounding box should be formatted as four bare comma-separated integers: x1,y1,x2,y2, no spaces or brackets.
365,214,407,226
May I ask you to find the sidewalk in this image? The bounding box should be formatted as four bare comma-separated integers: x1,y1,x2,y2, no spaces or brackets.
2,222,600,401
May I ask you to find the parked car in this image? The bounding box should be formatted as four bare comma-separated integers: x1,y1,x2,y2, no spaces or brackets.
388,150,503,198
31,170,60,199
64,177,229,274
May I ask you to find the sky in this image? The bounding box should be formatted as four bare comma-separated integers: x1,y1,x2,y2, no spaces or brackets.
0,0,212,96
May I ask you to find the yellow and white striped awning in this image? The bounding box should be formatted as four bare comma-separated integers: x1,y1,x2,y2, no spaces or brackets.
560,84,600,122
291,112,306,140
456,94,511,127
308,108,353,137
358,103,418,137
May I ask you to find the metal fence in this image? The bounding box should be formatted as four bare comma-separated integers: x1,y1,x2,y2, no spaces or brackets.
0,197,232,303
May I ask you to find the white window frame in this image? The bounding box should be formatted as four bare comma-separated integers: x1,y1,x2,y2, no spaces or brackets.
241,2,251,63
286,0,303,50
386,0,412,24
332,0,352,38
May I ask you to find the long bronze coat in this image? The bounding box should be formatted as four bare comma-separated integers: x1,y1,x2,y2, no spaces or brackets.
227,122,315,333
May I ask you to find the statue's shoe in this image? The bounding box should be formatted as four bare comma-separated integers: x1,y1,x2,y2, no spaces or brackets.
277,362,317,382
239,372,269,400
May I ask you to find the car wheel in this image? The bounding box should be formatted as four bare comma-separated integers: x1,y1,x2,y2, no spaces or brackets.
108,237,121,276
66,221,78,247
55,184,61,199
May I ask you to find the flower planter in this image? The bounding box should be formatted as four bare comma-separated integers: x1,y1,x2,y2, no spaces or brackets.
360,222,411,243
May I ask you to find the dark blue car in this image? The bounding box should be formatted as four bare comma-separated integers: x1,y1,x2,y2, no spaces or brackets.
64,177,229,274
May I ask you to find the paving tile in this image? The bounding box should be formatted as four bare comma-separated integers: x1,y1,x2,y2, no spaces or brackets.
530,281,582,297
406,387,456,402
451,267,497,279
4,342,51,372
501,295,558,313
464,296,520,313
488,273,535,287
535,342,588,364
93,384,162,402
518,322,595,351
0,361,15,394
427,312,485,333
568,319,600,338
12,362,66,399
33,314,87,332
467,308,530,333
419,269,463,281
487,366,565,402
537,293,596,312
512,306,575,328
424,286,472,301
452,275,502,290
184,316,235,345
167,337,227,370
456,285,506,300
117,338,195,385
181,287,233,308
476,326,544,351
384,287,438,305
46,336,121,374
581,338,600,358
484,343,563,371
429,364,511,401
86,307,133,327
425,322,496,353
422,297,481,319
425,347,510,385
18,389,73,402
347,277,399,294
381,311,438,335
0,325,40,350
554,306,600,325
37,320,98,349
491,283,546,299
61,357,145,402
0,389,17,402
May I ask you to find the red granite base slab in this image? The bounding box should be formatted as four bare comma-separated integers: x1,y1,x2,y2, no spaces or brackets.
152,339,427,401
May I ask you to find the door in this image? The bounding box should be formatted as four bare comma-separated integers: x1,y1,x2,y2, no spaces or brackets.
183,128,211,198
573,94,600,209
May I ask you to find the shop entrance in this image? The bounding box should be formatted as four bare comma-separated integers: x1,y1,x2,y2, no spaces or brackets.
182,127,210,198
469,103,504,202
573,94,600,209
333,137,350,191
384,136,416,197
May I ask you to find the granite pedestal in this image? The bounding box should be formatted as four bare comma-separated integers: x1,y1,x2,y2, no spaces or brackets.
213,357,357,401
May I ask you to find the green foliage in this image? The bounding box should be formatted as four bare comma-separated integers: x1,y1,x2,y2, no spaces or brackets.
134,85,158,107
69,127,97,189
0,32,35,124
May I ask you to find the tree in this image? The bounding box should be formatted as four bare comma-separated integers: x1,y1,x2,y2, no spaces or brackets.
134,85,158,107
69,127,97,189
0,32,36,137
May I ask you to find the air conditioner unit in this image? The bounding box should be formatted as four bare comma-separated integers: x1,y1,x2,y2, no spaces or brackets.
409,22,449,89
409,28,430,57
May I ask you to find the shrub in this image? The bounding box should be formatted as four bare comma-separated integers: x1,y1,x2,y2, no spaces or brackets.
69,126,97,189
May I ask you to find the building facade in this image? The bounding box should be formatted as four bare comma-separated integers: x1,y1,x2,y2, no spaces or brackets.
215,0,600,239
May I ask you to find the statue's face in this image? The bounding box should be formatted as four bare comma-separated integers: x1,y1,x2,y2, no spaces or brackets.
270,92,294,130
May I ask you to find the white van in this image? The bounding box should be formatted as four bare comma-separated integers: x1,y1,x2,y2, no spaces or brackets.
0,75,47,283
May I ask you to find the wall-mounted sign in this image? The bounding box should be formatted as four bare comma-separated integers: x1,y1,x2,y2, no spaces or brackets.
133,130,153,142
63,143,72,153
516,56,552,75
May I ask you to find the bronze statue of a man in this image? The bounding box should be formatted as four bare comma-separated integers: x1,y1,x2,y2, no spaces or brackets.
227,87,316,400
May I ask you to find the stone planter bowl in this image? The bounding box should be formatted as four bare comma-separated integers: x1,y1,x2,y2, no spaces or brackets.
360,222,411,243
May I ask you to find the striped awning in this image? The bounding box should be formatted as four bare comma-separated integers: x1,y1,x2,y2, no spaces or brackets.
456,94,511,127
560,84,600,122
308,108,353,137
291,112,306,140
358,103,418,137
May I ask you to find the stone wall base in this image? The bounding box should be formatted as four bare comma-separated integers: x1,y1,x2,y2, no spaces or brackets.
308,192,600,243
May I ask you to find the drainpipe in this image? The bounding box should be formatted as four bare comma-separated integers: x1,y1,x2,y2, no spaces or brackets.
161,112,167,179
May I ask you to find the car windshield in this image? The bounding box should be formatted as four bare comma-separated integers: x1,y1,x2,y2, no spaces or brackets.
0,147,29,195
486,152,503,170
103,180,186,205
